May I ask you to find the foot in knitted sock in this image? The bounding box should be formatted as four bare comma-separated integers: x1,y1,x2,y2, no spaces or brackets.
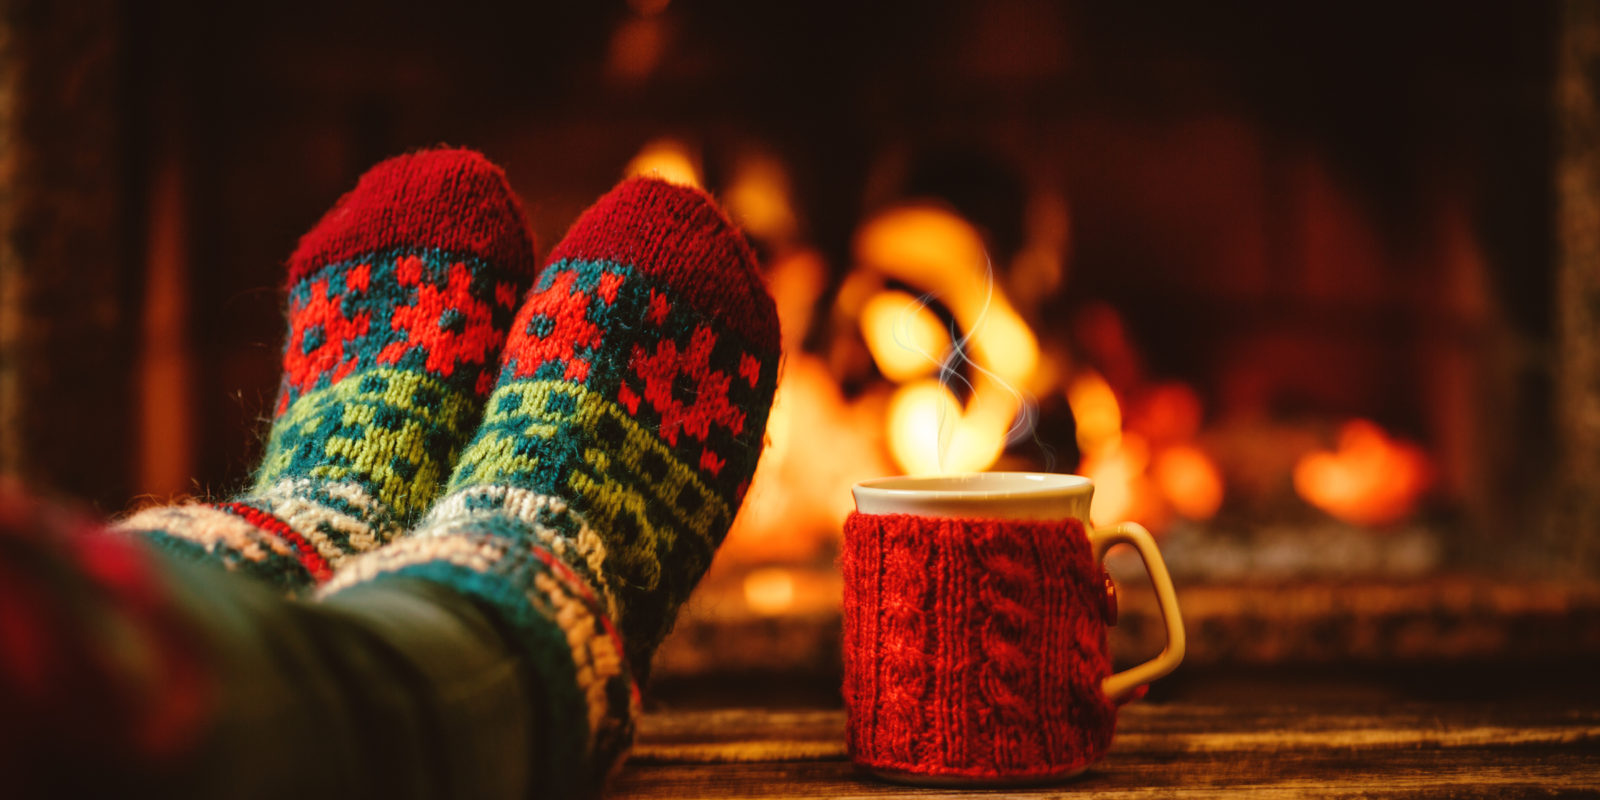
117,147,537,593
323,177,781,794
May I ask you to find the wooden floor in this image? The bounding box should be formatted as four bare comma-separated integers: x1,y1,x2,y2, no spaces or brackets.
613,675,1600,798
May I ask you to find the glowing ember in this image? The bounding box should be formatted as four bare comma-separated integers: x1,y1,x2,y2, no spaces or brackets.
1293,419,1432,526
743,567,797,615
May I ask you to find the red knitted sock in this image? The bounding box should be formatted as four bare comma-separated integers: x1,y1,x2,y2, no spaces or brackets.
117,148,537,593
323,177,783,794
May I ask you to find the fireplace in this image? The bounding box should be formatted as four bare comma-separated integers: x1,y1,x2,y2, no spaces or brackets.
2,0,1595,685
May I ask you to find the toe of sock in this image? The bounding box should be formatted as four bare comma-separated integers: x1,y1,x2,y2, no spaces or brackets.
547,177,780,353
289,146,537,283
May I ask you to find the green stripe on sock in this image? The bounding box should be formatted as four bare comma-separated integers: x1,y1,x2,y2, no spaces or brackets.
255,366,479,519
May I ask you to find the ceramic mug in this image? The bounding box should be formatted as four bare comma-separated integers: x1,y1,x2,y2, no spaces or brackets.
842,472,1185,785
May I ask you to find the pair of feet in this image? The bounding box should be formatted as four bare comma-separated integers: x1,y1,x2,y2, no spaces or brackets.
116,148,781,787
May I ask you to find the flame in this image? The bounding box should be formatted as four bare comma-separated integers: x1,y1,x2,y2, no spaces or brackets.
969,304,1038,387
767,249,827,354
725,151,800,244
1153,444,1225,521
860,290,951,382
1068,367,1223,527
1081,433,1153,527
721,355,892,564
854,207,991,302
624,138,701,188
1293,419,1432,526
854,206,1040,475
887,379,1005,475
853,207,1039,380
1067,370,1122,454
743,567,796,615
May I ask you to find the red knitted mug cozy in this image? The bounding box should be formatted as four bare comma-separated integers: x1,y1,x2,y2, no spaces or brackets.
842,511,1119,780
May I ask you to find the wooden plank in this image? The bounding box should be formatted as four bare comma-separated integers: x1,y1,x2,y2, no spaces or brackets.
613,704,1600,798
613,753,1600,799
632,710,847,763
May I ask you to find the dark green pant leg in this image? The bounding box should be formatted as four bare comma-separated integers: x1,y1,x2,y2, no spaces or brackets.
156,556,537,800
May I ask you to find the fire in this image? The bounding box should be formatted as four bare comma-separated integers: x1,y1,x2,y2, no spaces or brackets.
725,355,892,563
724,150,801,245
1080,433,1154,527
710,156,896,571
855,206,1040,476
684,137,1439,592
1293,419,1432,526
859,290,951,383
1068,370,1122,454
886,379,1008,475
1154,444,1225,521
1068,368,1224,528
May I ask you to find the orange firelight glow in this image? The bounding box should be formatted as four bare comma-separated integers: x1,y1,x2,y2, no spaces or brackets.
624,138,702,188
724,150,801,245
743,567,797,615
860,290,951,383
721,355,893,564
886,379,1009,475
1068,368,1224,528
1080,432,1154,527
855,206,1040,476
1154,444,1225,521
1293,419,1432,526
1068,370,1122,454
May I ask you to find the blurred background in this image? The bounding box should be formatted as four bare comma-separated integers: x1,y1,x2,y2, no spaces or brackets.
2,0,1596,692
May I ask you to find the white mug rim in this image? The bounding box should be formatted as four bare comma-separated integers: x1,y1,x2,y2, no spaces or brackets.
853,471,1092,499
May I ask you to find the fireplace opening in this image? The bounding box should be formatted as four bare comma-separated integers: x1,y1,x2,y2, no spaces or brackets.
6,0,1595,687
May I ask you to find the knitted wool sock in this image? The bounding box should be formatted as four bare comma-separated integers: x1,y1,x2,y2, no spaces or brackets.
117,148,536,593
323,177,781,795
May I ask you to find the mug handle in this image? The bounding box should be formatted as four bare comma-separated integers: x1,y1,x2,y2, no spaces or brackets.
1088,521,1186,701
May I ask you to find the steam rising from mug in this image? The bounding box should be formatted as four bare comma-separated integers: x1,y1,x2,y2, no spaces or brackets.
886,257,1051,473
853,205,1044,476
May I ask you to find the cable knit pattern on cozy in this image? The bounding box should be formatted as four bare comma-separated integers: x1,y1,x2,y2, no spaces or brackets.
324,177,782,797
116,148,537,593
842,512,1118,780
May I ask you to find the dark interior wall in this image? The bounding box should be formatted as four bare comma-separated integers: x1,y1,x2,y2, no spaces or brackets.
6,0,1552,509
0,0,136,511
